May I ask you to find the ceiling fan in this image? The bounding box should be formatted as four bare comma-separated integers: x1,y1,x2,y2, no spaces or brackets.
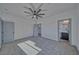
24,3,46,20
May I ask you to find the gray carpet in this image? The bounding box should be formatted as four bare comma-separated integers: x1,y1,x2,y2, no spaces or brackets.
0,36,78,55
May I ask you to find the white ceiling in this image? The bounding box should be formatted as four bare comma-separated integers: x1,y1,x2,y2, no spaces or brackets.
0,3,77,19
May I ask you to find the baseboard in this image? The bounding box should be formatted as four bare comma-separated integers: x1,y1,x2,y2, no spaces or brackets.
14,36,33,42
41,36,58,41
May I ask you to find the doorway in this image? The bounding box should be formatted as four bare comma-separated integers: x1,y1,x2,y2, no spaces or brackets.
58,18,71,43
33,23,41,37
2,21,15,43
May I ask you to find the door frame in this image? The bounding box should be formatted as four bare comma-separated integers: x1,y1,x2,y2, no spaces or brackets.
57,18,72,44
33,23,41,37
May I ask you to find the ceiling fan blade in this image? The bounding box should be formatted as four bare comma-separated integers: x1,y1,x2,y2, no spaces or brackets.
29,3,36,11
24,6,33,13
38,13,45,15
28,8,34,14
37,15,43,18
36,9,41,14
36,3,44,11
32,16,34,19
24,11,32,15
24,6,30,9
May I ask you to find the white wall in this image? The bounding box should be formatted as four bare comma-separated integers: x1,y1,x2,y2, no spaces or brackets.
41,8,79,50
76,4,79,50
0,12,34,40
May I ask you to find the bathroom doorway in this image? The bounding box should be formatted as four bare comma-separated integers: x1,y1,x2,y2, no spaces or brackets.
58,18,71,43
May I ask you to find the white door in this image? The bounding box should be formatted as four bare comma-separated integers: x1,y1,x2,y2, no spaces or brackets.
33,24,41,37
3,21,14,43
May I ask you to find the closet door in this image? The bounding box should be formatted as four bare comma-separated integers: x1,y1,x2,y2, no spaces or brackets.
3,21,14,43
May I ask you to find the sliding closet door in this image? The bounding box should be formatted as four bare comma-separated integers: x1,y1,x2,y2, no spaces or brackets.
3,21,14,43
